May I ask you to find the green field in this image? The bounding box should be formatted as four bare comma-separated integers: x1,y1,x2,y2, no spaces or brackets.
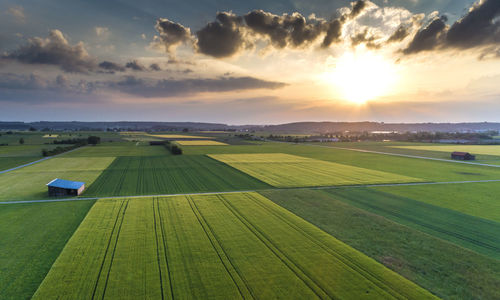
175,140,228,145
373,182,500,223
264,189,500,299
391,145,500,156
64,143,169,157
34,193,435,299
325,187,500,260
0,156,115,201
3,138,500,299
84,155,270,196
0,200,94,299
209,153,422,187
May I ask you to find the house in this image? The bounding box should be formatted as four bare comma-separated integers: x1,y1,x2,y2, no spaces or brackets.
451,151,476,160
47,179,85,196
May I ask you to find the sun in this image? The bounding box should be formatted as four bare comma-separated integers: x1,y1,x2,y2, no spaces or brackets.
326,51,397,104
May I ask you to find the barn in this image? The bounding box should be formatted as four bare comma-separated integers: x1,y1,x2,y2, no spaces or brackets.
47,179,85,196
451,151,476,160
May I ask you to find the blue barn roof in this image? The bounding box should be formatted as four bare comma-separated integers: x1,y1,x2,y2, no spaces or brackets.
47,178,85,190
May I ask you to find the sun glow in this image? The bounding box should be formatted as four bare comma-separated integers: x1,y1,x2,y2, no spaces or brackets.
325,51,397,104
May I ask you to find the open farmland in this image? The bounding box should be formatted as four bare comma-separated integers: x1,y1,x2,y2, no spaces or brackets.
325,187,500,260
264,189,500,299
148,134,214,139
0,156,115,201
372,182,500,222
391,145,500,156
175,140,228,146
64,143,169,157
84,155,269,196
208,153,422,187
0,200,94,299
34,193,435,299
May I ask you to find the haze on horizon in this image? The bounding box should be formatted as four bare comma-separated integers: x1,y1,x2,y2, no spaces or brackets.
0,0,499,124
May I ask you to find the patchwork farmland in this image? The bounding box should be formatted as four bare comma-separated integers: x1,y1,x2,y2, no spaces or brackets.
2,131,500,299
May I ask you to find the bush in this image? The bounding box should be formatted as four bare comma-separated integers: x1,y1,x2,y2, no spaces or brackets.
164,141,183,155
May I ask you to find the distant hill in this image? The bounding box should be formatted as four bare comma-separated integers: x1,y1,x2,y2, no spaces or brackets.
1,121,500,133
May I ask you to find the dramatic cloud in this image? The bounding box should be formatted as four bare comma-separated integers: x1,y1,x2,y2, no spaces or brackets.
387,25,411,43
99,61,125,72
403,15,447,54
153,18,192,54
149,63,161,71
196,12,245,58
110,75,287,97
403,0,500,55
446,0,500,49
157,1,368,58
3,29,97,73
125,60,146,71
351,28,380,49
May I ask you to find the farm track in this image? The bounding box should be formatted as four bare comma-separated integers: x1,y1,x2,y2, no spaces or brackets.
3,178,500,205
91,199,129,300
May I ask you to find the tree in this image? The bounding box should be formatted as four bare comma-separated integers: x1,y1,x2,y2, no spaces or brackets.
87,136,101,145
19,138,24,145
29,127,37,131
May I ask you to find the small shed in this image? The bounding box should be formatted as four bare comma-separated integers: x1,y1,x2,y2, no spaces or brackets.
47,179,85,196
451,151,475,160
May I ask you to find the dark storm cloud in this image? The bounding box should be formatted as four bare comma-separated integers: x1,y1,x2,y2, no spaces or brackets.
243,10,324,48
195,12,245,58
403,16,447,54
125,60,146,71
154,18,192,53
149,63,161,71
446,0,500,49
349,0,367,19
403,0,500,55
351,28,380,49
110,75,287,97
387,26,411,43
99,61,126,72
158,1,368,58
3,30,96,73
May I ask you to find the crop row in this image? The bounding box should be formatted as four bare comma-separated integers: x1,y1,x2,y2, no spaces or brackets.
84,155,270,197
34,193,435,299
209,153,422,187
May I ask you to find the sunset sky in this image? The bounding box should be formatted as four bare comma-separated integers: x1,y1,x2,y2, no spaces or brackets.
1,0,499,124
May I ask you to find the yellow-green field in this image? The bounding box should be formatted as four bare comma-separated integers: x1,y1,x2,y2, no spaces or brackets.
42,134,59,138
175,140,228,146
208,153,422,187
33,193,435,299
0,156,115,201
391,145,500,156
149,134,214,139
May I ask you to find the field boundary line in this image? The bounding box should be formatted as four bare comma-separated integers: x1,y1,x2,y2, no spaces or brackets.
245,193,411,299
187,195,255,300
100,199,129,299
0,146,87,174
156,198,176,300
3,179,500,205
216,194,333,299
152,198,166,300
91,199,127,300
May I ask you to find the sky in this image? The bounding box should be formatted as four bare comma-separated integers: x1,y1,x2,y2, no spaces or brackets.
0,0,499,124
